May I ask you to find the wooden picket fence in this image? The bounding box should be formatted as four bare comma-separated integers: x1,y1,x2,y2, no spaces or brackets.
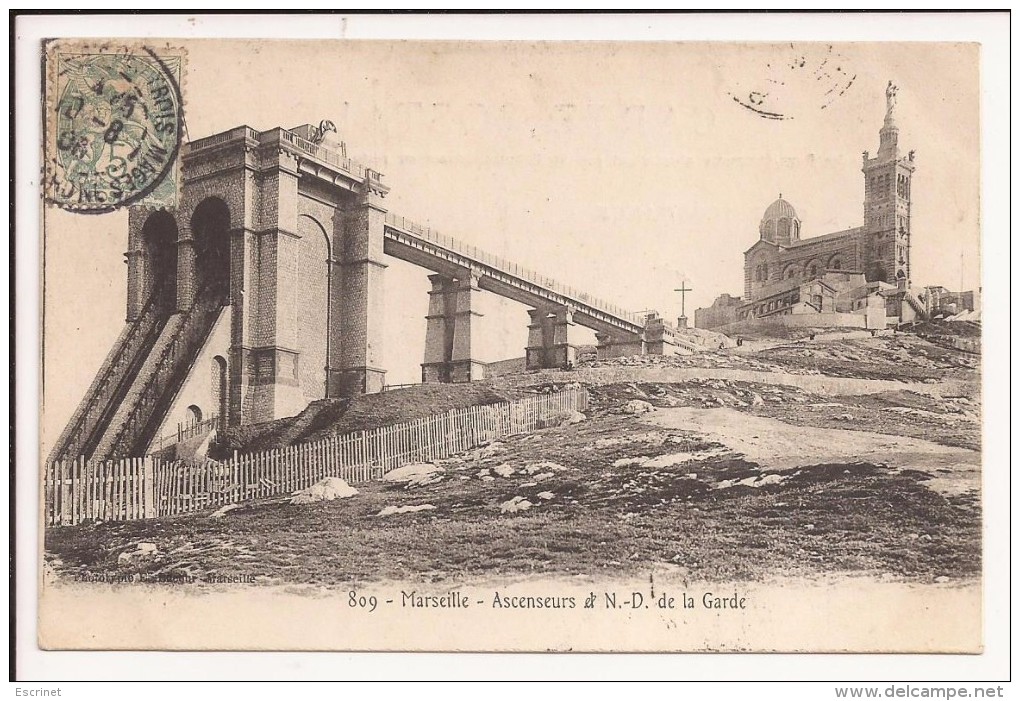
43,387,588,527
148,415,220,454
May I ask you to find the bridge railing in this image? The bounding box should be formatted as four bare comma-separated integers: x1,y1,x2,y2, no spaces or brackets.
384,213,646,328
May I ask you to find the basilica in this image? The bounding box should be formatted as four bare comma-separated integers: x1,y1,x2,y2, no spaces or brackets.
695,83,926,332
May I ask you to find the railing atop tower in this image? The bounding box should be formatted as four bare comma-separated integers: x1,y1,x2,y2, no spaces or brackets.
185,126,383,184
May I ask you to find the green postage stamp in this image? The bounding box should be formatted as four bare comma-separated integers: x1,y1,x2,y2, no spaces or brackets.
43,41,185,213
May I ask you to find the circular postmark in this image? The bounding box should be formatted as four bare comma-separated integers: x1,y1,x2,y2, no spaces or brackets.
47,47,183,214
726,44,857,121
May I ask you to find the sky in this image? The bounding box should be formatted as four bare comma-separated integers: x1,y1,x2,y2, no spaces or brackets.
41,40,981,449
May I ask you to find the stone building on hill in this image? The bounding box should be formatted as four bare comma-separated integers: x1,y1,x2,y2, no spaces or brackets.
693,293,743,331
696,82,927,333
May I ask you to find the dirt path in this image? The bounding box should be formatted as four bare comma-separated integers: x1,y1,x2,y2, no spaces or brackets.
528,366,973,398
647,407,981,496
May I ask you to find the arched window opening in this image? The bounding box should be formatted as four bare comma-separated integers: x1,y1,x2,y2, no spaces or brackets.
212,355,228,428
191,198,231,304
141,211,179,312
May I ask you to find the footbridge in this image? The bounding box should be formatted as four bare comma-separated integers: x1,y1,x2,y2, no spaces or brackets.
382,214,682,381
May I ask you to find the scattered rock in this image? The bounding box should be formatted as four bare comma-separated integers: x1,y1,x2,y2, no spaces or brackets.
469,442,505,461
934,575,950,583
613,457,648,468
804,524,815,531
523,461,568,475
735,473,788,488
594,432,668,449
383,463,445,487
500,496,534,513
532,472,555,481
492,464,515,478
209,503,240,518
117,542,158,565
537,409,587,428
537,491,555,500
377,504,436,517
749,392,765,406
619,399,655,415
643,449,724,468
434,457,465,468
290,477,358,504
481,476,495,482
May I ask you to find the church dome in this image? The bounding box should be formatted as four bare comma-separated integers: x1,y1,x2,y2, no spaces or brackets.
759,195,801,244
761,196,798,223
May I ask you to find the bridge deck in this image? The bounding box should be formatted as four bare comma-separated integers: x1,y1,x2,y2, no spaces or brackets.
383,214,646,336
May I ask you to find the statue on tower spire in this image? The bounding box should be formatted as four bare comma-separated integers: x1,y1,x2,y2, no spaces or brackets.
884,80,899,126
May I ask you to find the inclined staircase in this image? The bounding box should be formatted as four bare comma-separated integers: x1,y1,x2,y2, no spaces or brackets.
52,283,227,462
903,289,927,320
48,290,171,462
90,285,227,460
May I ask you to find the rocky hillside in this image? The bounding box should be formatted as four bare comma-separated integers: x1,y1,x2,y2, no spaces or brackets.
46,331,981,588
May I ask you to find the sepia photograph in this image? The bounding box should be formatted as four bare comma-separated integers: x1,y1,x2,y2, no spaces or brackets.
14,11,1009,682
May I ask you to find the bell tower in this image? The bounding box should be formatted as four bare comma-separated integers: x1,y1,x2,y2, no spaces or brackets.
862,81,915,286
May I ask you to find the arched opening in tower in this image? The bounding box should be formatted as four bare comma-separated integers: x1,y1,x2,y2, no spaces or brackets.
297,215,332,401
141,210,179,313
191,197,232,304
212,355,228,429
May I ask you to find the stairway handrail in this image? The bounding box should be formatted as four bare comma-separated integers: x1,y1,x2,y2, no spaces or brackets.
49,291,168,461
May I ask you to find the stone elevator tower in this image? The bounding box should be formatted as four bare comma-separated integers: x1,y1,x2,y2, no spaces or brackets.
123,124,390,433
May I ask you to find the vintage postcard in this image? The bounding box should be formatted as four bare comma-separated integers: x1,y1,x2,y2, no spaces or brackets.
36,37,985,653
